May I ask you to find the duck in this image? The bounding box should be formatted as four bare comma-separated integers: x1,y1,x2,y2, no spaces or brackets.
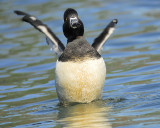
14,8,118,104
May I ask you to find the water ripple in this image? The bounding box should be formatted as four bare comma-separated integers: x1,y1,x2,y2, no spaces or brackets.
0,0,160,127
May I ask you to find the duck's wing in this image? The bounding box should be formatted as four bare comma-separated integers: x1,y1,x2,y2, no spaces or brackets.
14,10,65,57
92,19,118,53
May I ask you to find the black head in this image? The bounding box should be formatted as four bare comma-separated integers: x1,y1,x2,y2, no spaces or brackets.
63,8,84,42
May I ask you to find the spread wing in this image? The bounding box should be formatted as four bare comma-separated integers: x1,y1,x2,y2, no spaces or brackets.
14,10,65,57
92,19,118,53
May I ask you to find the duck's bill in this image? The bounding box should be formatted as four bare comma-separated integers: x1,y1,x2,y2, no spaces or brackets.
70,17,80,29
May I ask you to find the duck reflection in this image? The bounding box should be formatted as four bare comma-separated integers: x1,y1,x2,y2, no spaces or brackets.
56,100,112,128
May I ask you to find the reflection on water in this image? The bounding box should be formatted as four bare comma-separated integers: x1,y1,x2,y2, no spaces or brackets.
0,0,160,127
57,101,111,128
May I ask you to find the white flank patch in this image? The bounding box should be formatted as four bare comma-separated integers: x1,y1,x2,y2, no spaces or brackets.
97,27,115,52
30,16,36,21
55,58,106,103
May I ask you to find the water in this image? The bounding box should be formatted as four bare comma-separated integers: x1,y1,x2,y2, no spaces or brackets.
0,0,160,127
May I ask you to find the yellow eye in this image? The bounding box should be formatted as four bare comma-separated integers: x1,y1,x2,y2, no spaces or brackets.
66,18,67,21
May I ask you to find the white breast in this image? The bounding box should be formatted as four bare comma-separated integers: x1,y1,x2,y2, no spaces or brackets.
55,57,106,103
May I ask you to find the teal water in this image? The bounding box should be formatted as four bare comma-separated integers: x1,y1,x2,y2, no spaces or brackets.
0,0,160,127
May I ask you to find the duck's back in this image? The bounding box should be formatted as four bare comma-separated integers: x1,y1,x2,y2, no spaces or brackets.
55,37,106,104
59,37,101,62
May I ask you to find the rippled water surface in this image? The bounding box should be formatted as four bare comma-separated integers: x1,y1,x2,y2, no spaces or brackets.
1,0,160,127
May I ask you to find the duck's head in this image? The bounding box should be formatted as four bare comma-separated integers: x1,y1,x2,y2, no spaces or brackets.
63,8,84,42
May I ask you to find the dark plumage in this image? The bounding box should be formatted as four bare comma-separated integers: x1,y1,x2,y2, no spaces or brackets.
59,37,101,62
63,8,84,43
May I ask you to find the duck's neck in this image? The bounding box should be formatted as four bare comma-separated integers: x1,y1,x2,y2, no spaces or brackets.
67,36,83,43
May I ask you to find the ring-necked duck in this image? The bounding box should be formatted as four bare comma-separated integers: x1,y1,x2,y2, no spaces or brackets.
14,8,118,104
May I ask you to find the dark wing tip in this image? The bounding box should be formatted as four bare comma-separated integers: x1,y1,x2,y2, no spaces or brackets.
14,10,23,15
14,10,29,16
112,19,118,24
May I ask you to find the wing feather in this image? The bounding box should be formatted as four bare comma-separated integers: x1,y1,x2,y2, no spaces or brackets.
14,10,65,57
92,19,118,52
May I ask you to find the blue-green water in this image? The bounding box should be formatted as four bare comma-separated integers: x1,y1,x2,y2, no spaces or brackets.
0,0,160,127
